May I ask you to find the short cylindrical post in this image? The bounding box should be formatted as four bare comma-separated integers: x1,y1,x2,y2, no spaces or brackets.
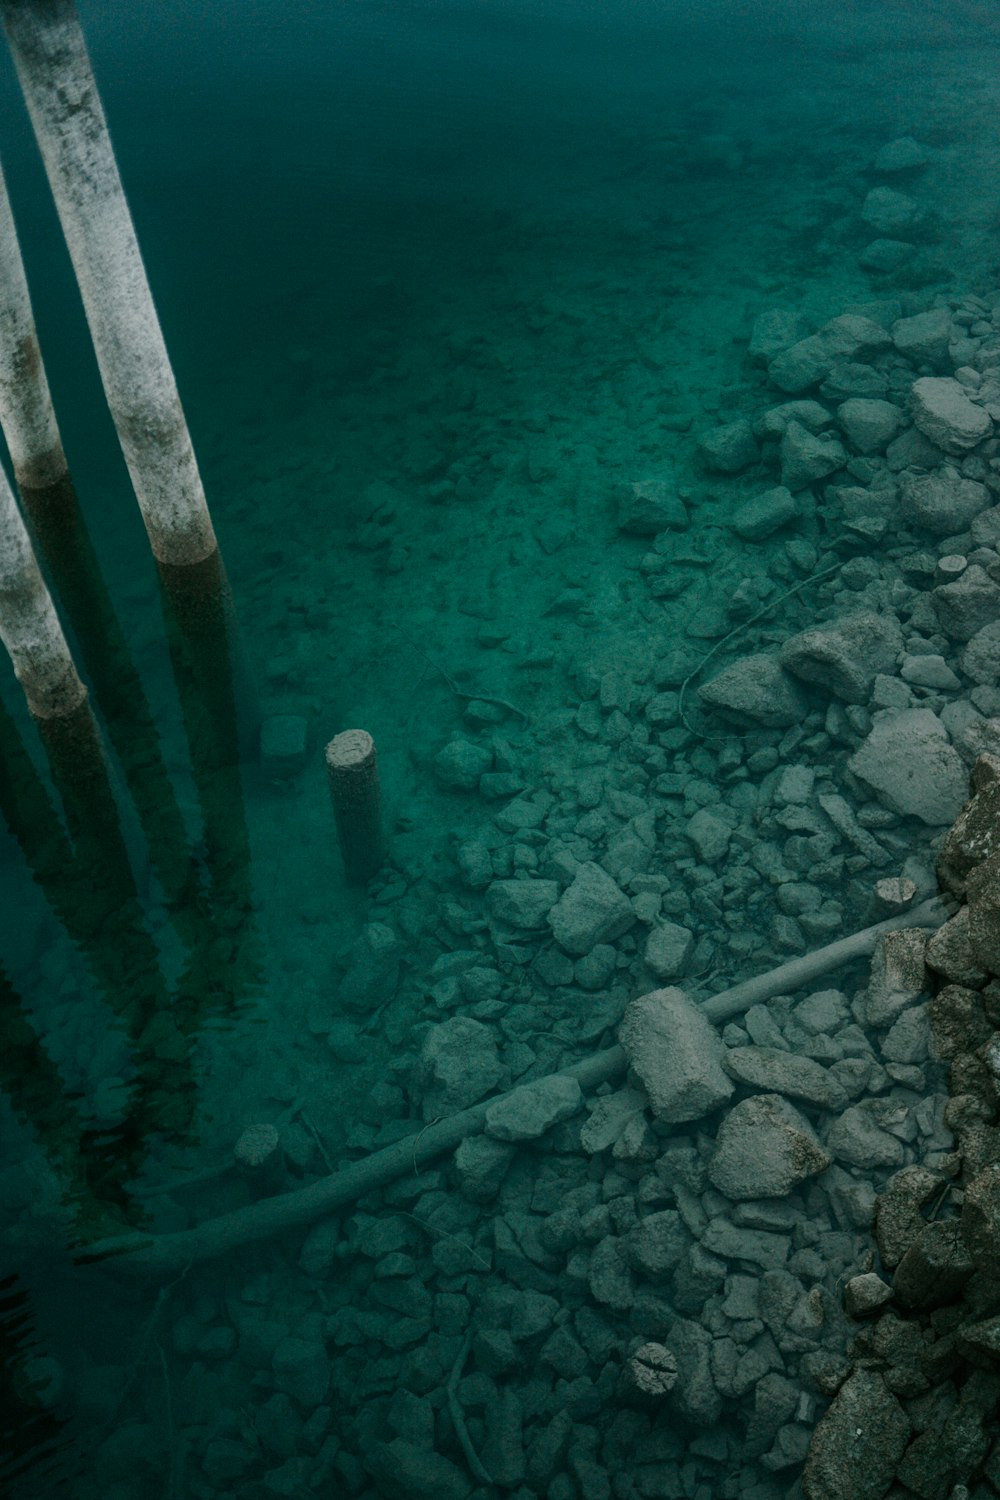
325,729,386,884
0,0,217,572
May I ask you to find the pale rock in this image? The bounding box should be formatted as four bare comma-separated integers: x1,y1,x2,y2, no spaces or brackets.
484,1075,583,1141
911,376,993,455
899,468,989,535
780,610,903,705
708,1094,831,1199
547,861,634,955
698,654,808,728
837,398,903,454
619,988,734,1123
848,709,968,824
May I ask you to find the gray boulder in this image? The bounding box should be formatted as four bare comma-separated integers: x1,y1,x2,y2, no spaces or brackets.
911,376,993,454
619,987,733,1123
484,1075,583,1141
698,654,808,727
849,709,968,825
547,861,634,955
454,1135,516,1202
801,1370,910,1500
722,1046,849,1111
779,610,903,705
685,808,731,865
780,421,847,490
837,397,903,454
825,1102,905,1171
875,136,930,173
899,468,989,534
434,738,492,790
708,1094,831,1200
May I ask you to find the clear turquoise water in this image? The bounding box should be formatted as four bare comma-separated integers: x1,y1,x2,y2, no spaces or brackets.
2,1,1000,1496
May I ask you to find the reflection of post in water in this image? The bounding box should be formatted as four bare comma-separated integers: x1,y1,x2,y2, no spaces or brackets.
0,1271,77,1498
0,155,203,945
0,962,123,1238
158,558,262,1032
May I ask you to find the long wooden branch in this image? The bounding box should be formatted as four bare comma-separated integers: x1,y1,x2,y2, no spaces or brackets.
81,897,951,1279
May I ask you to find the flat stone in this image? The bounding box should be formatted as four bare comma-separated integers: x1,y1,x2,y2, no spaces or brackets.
848,709,968,825
911,376,993,455
723,1047,849,1111
748,309,813,363
768,315,891,395
780,610,903,705
619,987,733,1124
484,1075,583,1141
699,654,808,728
547,861,634,955
730,484,799,540
486,879,559,930
825,1103,905,1171
417,1017,506,1119
933,565,1000,642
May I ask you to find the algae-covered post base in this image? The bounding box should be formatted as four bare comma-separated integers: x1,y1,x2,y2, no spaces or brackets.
325,728,387,884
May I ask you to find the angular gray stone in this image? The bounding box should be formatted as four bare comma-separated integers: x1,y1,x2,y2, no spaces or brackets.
768,315,891,395
848,709,968,825
417,1017,505,1119
367,1438,472,1500
644,920,695,980
899,469,989,535
911,376,993,455
780,420,847,491
684,808,731,865
780,610,903,705
454,1134,516,1202
486,879,559,930
619,987,734,1123
749,309,813,364
933,565,1000,642
708,1094,832,1200
962,621,1000,686
861,186,919,236
722,1047,849,1111
875,136,930,173
698,654,808,728
801,1370,910,1500
484,1075,583,1141
837,398,903,454
617,479,688,535
434,738,492,790
891,307,952,366
843,1272,893,1318
665,1318,721,1426
730,484,798,540
580,1087,647,1154
825,1102,905,1171
547,861,634,955
698,419,759,473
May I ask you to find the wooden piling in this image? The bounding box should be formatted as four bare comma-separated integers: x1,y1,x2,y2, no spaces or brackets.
325,729,386,883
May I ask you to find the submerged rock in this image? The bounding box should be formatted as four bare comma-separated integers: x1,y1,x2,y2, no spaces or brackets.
802,1370,910,1500
698,418,759,473
548,861,634,955
911,376,993,455
722,1046,849,1111
708,1094,831,1200
484,1075,582,1141
780,611,903,705
417,1017,506,1119
619,988,733,1123
848,709,968,825
899,469,989,535
616,478,688,534
698,654,808,727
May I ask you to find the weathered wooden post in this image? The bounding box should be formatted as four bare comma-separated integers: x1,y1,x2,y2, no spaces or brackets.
325,729,387,883
0,0,255,756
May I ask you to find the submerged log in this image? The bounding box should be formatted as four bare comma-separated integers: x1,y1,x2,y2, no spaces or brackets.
80,898,951,1279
